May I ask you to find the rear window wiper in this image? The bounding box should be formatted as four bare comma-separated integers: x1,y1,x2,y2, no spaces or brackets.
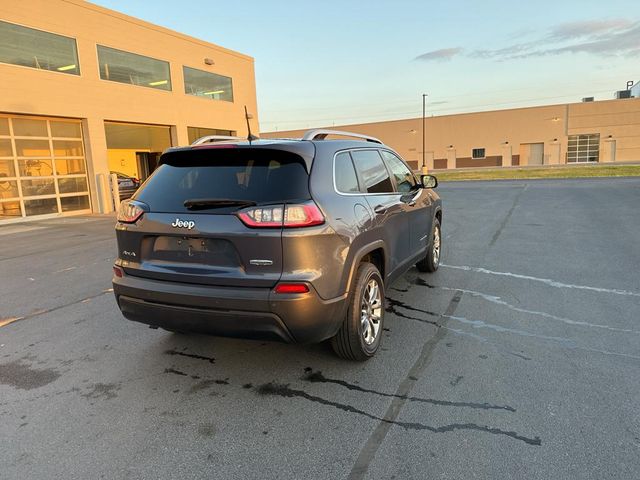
183,198,257,210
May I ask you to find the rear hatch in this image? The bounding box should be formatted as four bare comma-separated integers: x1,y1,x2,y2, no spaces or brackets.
115,145,313,288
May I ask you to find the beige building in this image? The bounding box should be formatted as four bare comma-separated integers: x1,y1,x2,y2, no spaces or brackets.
262,97,640,171
1,0,258,223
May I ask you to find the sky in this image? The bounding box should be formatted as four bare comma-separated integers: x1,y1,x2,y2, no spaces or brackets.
93,0,639,132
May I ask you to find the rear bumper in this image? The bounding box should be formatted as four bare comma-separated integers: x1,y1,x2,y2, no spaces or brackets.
112,273,347,344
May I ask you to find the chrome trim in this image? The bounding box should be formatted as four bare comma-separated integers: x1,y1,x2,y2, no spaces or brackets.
250,259,274,266
191,135,243,145
332,148,424,198
302,129,382,144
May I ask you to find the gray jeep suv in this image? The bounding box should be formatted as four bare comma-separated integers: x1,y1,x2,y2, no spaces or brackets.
112,130,442,360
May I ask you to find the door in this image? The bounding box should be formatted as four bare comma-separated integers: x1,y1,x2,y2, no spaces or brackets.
380,150,432,256
350,149,410,276
521,143,544,165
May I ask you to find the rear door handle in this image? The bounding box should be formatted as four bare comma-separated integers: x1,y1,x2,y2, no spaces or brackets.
374,205,387,214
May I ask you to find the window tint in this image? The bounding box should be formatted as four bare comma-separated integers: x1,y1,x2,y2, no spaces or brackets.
381,151,416,193
97,45,171,91
351,150,393,194
136,149,310,213
334,152,360,193
0,20,80,75
183,66,234,102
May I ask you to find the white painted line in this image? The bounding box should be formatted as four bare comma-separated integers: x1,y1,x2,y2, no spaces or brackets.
433,285,640,335
441,264,640,298
0,317,23,328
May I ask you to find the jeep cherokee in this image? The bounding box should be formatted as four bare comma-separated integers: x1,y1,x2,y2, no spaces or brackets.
112,130,442,360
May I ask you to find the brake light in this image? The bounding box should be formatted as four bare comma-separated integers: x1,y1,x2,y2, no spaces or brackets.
237,202,324,228
274,283,309,294
117,200,146,223
113,266,123,278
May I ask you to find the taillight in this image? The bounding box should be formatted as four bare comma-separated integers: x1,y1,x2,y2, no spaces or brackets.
274,283,309,294
117,200,146,223
237,202,324,228
113,266,123,278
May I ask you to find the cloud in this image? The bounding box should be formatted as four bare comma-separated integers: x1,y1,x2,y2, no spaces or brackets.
547,19,634,41
414,47,462,62
467,19,640,60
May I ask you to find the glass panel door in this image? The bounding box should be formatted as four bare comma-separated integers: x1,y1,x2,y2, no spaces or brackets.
0,114,91,222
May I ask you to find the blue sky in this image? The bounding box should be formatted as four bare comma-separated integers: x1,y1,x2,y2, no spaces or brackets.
94,0,638,131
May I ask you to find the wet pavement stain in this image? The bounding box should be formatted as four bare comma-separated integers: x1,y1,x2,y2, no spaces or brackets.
188,379,229,394
81,382,121,400
198,423,217,437
255,382,540,446
165,349,216,364
385,298,440,327
164,368,188,376
302,370,515,412
0,360,60,390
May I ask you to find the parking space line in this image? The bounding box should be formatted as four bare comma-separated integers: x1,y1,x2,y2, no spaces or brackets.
0,317,23,328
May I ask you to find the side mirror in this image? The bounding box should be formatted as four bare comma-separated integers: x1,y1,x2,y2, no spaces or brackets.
421,174,438,189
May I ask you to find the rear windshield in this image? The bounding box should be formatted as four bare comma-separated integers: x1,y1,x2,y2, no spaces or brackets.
134,148,310,213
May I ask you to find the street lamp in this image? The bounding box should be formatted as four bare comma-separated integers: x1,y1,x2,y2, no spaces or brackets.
422,94,428,171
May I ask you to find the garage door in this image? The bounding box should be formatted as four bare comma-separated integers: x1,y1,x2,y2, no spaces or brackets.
0,114,90,222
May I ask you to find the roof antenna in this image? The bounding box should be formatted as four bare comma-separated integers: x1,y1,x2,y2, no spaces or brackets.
244,106,258,143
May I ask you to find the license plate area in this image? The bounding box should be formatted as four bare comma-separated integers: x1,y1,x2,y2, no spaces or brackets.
145,236,240,266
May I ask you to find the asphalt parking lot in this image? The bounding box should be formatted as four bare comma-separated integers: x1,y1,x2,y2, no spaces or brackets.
1,177,639,480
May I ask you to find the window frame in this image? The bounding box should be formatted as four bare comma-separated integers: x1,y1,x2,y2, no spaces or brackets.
333,151,363,194
333,148,398,196
96,44,172,92
0,20,81,76
379,149,419,194
472,148,486,159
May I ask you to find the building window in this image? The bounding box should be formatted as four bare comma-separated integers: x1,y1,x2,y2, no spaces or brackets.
567,134,600,163
183,66,233,102
0,20,80,75
472,148,486,159
97,45,171,91
187,127,237,144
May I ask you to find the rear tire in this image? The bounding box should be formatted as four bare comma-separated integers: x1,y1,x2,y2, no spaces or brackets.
331,262,384,361
416,218,441,273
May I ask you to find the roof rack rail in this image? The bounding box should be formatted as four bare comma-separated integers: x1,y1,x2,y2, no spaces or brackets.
191,135,244,145
301,129,382,144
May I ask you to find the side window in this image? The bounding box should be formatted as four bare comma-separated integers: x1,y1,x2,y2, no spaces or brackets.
351,150,394,194
334,152,360,193
380,151,417,193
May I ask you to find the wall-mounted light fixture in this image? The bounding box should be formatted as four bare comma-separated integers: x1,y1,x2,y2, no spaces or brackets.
204,58,215,65
503,141,509,145
448,144,454,149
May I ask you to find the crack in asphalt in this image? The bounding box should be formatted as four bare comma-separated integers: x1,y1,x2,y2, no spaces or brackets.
415,278,640,335
302,369,516,412
1,289,113,328
256,382,540,446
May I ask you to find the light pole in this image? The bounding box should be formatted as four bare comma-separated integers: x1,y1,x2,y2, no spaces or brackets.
422,94,428,171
